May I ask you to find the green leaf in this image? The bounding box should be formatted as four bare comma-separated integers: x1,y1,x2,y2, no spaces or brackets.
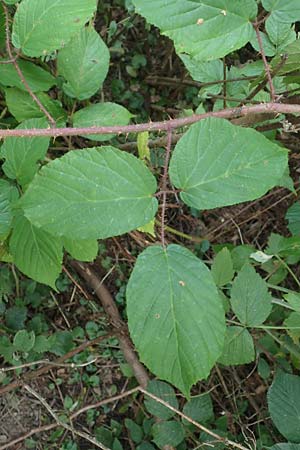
58,26,110,100
124,419,143,444
126,244,225,396
51,331,74,356
271,40,300,75
137,219,155,237
33,335,52,353
218,326,255,365
265,15,296,50
268,372,300,442
0,240,13,263
73,102,133,141
0,59,55,92
271,445,300,450
21,147,158,240
0,179,19,238
231,245,255,271
179,55,223,96
286,202,300,235
169,118,287,210
0,118,50,187
0,4,5,50
132,0,257,62
230,264,272,326
211,248,234,287
144,380,178,420
13,329,35,352
267,234,300,260
284,292,300,313
262,0,300,23
137,132,150,161
12,0,97,57
9,215,63,288
63,237,98,262
152,421,185,449
284,312,300,344
250,31,276,56
182,393,214,425
5,88,66,124
5,305,27,330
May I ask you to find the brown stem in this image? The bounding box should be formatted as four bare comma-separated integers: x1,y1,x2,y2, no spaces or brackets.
253,22,275,102
0,333,111,396
1,102,300,139
1,1,56,125
70,261,149,388
242,54,288,104
161,126,172,247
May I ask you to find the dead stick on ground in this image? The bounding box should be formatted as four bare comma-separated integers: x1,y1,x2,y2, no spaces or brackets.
23,384,110,450
139,387,251,450
70,261,149,388
0,333,112,396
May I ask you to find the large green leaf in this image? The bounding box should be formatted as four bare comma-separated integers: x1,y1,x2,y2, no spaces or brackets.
218,326,255,365
0,60,56,92
0,118,50,187
133,0,257,62
9,215,63,288
5,88,66,124
12,0,97,57
169,118,288,210
58,26,110,100
262,0,300,23
63,237,98,262
21,147,158,240
0,180,19,238
230,264,272,326
73,103,133,141
126,244,225,396
268,372,300,443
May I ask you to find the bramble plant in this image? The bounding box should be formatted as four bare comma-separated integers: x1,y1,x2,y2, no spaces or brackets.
1,0,300,448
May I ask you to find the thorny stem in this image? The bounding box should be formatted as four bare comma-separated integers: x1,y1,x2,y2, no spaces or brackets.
1,1,56,126
242,54,288,104
161,125,172,247
1,103,300,139
253,22,276,102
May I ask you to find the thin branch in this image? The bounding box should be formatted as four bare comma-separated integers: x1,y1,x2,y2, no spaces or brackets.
253,22,275,102
24,384,110,450
1,1,56,125
0,333,111,396
70,387,140,420
70,261,150,388
139,387,251,450
0,423,59,450
1,103,300,139
146,74,258,88
242,54,288,104
161,125,172,247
